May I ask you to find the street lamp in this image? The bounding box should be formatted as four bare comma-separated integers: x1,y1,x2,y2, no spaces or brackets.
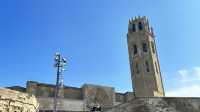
53,52,67,112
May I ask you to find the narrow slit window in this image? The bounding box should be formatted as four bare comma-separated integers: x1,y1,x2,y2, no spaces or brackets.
143,43,148,52
145,61,150,72
155,62,158,73
133,44,137,55
132,24,136,32
136,63,140,74
151,41,155,53
138,22,143,31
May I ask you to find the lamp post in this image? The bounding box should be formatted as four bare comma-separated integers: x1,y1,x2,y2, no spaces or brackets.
53,52,67,112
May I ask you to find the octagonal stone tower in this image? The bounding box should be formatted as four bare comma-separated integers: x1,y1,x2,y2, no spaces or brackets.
127,16,165,97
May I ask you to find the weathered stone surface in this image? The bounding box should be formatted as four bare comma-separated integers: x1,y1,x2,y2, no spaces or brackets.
26,81,83,100
23,81,128,111
5,82,200,112
38,97,84,111
82,84,115,108
8,81,126,111
127,16,165,97
0,88,39,112
105,97,200,112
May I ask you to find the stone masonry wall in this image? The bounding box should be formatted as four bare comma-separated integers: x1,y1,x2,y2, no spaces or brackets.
26,81,82,100
105,97,200,112
26,81,131,103
38,97,84,111
0,88,39,112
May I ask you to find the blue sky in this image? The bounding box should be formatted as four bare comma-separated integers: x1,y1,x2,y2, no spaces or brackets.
0,0,200,96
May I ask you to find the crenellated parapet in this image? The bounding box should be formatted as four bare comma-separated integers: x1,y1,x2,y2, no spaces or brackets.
128,16,154,37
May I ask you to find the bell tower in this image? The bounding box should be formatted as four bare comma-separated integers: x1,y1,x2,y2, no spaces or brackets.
127,16,165,97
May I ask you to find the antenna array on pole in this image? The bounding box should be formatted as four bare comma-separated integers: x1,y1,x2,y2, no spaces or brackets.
53,52,67,112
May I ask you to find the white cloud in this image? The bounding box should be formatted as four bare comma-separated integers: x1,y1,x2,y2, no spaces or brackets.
165,66,200,97
166,85,200,97
193,67,200,79
178,69,188,81
178,66,200,82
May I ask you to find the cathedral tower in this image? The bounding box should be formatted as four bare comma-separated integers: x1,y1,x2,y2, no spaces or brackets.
127,16,165,97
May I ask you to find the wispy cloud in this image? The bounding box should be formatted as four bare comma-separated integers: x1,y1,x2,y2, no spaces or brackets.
178,66,200,82
165,66,200,97
166,85,200,97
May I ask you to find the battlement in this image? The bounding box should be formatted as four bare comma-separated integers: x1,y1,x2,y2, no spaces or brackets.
128,16,154,36
129,16,148,23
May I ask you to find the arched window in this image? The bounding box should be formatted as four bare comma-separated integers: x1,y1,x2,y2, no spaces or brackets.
151,41,155,53
142,42,148,52
133,44,137,55
132,24,136,32
145,61,150,72
138,22,143,31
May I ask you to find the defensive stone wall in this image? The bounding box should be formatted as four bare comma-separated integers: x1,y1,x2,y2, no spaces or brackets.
25,81,132,103
8,81,137,111
6,86,26,93
5,82,200,112
115,93,125,102
38,97,84,111
64,86,82,100
26,81,83,100
105,97,200,112
0,88,39,112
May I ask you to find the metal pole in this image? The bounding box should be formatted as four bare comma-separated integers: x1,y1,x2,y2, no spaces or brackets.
53,53,67,112
54,54,60,112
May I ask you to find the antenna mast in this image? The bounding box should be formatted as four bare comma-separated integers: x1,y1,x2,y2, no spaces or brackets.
53,52,67,112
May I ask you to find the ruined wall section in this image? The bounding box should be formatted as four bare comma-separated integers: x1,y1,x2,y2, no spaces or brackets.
64,86,82,100
0,88,39,112
26,81,82,100
26,81,133,103
115,92,135,103
115,93,125,103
